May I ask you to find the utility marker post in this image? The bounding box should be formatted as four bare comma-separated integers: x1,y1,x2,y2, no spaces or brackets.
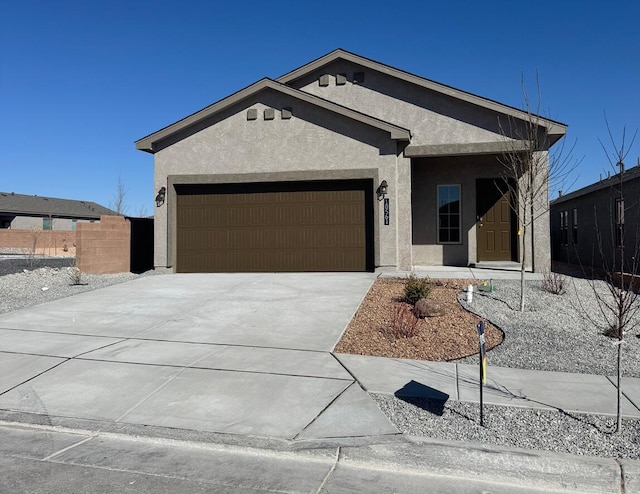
477,320,487,427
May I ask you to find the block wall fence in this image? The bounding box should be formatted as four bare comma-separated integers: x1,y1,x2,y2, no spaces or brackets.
76,215,131,274
0,229,76,256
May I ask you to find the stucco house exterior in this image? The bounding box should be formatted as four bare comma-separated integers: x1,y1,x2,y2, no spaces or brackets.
136,49,567,273
551,163,640,275
0,192,115,230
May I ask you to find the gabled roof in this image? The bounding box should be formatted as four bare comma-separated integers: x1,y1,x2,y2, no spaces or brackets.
551,165,640,205
0,192,116,219
135,78,411,153
277,49,567,144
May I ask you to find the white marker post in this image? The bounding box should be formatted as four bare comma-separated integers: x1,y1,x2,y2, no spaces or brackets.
477,320,487,427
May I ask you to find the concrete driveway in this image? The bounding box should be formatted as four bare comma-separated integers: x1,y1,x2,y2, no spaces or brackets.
0,273,397,441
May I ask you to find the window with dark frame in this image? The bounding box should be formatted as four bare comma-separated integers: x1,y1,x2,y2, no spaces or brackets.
437,184,461,244
572,208,578,245
560,210,568,246
43,218,52,231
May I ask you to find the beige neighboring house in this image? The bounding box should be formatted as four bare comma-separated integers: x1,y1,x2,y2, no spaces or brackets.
136,49,567,273
0,192,115,230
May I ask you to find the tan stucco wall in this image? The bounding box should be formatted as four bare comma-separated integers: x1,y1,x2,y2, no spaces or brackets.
154,90,410,270
290,62,518,147
148,63,553,272
530,151,551,272
11,216,93,230
411,153,550,271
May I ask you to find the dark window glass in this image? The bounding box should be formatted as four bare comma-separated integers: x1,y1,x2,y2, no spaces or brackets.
438,185,461,244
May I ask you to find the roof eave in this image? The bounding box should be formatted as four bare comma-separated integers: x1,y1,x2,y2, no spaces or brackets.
277,48,568,135
135,78,410,153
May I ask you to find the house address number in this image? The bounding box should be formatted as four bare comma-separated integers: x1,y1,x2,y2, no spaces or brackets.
384,198,390,225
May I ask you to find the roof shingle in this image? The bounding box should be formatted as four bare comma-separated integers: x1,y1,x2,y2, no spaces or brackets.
0,192,116,219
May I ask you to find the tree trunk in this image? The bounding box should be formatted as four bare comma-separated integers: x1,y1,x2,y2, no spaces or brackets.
617,337,622,432
519,225,526,312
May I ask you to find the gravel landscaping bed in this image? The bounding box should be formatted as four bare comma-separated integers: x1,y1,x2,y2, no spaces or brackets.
372,393,640,460
2,264,638,460
338,274,640,460
0,262,160,314
456,277,640,377
0,256,74,277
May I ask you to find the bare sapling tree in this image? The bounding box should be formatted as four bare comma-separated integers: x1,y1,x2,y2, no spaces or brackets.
577,121,639,433
498,74,578,311
110,176,128,216
28,227,42,267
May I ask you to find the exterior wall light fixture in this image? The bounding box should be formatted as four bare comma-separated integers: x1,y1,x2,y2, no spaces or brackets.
377,180,388,201
155,187,166,207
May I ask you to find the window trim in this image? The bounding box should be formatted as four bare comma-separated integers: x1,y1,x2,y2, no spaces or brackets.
572,208,578,245
560,210,568,246
437,184,462,245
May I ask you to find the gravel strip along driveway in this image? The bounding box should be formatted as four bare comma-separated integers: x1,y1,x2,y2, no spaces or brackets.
377,276,640,460
0,261,159,314
372,394,640,460
0,256,73,277
456,277,640,377
2,266,638,460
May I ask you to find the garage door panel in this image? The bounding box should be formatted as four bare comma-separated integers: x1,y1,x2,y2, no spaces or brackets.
177,249,367,273
175,182,372,272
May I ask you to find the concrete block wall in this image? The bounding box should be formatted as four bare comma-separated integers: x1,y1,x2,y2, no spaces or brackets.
76,216,131,274
0,229,76,256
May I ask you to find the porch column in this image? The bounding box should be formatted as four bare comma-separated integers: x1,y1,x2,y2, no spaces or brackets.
396,152,413,270
532,150,551,272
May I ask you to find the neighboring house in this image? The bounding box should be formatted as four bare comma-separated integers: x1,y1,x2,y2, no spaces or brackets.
551,164,640,275
0,192,116,230
136,49,567,273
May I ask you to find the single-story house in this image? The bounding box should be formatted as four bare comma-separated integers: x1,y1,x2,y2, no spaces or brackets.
551,162,640,275
136,49,567,273
0,192,116,230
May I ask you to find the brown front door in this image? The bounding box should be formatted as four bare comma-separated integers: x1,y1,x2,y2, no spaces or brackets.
175,180,374,273
476,179,512,261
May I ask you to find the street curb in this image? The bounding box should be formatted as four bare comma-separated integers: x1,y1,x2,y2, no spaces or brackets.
1,417,635,493
339,436,631,494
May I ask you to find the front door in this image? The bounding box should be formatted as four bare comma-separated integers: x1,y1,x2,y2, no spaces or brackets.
476,179,512,261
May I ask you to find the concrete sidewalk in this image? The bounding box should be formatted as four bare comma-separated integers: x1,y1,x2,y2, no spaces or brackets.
1,422,634,494
373,265,640,417
336,354,640,418
0,269,638,493
384,262,544,280
0,273,398,442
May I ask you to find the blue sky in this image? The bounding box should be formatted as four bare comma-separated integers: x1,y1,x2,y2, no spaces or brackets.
1,0,638,215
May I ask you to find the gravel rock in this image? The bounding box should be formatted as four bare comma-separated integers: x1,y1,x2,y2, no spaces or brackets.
457,277,640,377
2,262,639,461
0,256,73,277
372,393,640,460
0,263,159,314
413,298,444,318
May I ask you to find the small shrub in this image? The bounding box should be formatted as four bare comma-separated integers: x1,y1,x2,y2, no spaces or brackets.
390,303,419,338
404,275,432,305
541,271,566,295
68,266,83,286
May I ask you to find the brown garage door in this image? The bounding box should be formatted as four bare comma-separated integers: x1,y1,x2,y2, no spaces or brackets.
175,180,374,272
